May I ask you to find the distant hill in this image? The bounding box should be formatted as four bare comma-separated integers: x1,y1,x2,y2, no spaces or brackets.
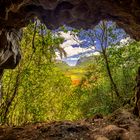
55,56,97,86
55,60,70,71
76,56,95,67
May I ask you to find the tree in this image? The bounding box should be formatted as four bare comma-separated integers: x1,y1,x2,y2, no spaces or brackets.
78,21,126,98
0,20,70,125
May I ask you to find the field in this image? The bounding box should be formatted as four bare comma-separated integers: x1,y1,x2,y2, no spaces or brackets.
65,68,85,85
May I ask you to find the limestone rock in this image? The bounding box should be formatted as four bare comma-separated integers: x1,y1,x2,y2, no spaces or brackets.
0,0,140,39
0,0,140,69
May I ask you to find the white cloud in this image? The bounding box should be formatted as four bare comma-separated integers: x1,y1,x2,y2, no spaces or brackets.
56,31,95,59
85,51,100,57
66,58,78,61
120,37,131,45
116,37,133,48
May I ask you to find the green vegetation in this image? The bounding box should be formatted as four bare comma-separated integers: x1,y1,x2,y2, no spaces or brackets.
74,41,140,117
0,20,140,126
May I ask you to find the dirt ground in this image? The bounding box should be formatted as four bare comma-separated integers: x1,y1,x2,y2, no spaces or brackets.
0,108,140,140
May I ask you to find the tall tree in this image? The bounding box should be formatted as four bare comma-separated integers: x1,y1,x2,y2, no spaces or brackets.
78,21,126,98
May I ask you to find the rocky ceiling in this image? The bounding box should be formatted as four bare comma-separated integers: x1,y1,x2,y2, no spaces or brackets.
0,0,140,69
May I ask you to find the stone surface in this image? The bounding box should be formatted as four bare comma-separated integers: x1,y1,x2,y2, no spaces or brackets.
0,0,140,69
0,29,22,69
1,109,140,140
0,0,140,38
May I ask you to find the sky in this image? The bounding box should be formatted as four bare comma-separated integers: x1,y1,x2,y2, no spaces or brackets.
56,31,97,66
55,22,127,66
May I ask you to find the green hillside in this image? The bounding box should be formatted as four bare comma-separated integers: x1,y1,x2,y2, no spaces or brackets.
55,56,96,85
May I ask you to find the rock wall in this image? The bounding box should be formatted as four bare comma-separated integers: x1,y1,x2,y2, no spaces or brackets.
0,0,140,68
0,0,140,69
0,29,22,69
0,0,139,67
0,1,140,36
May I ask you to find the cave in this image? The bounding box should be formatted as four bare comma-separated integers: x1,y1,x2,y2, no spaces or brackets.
0,1,140,138
0,0,140,115
0,0,140,70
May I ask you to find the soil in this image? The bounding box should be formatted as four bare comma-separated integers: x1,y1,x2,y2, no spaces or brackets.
0,108,140,140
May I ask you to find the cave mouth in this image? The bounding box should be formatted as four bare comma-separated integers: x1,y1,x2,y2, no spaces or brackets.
1,0,140,129
1,0,140,126
0,19,139,126
0,0,140,70
0,1,140,35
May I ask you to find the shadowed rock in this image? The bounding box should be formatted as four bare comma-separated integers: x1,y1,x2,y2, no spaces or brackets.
0,29,21,69
0,0,140,38
0,0,140,69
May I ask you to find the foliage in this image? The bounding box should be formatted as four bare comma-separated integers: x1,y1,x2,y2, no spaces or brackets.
0,20,140,125
74,41,140,117
0,22,78,125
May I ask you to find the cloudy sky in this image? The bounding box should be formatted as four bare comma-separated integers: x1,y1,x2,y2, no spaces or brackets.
55,24,127,66
56,31,97,66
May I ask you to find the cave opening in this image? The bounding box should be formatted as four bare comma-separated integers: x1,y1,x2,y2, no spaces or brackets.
0,0,140,134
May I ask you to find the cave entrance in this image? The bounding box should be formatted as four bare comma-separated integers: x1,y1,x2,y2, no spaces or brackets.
1,19,139,125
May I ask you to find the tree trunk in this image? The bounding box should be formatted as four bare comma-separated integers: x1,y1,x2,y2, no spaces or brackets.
2,71,20,123
103,52,120,98
133,67,140,116
0,69,3,104
0,69,4,124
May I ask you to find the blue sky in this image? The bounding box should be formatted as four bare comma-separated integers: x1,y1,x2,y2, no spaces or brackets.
56,22,126,66
56,31,97,66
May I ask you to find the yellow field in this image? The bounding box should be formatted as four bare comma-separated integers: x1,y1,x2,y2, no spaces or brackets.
65,68,85,86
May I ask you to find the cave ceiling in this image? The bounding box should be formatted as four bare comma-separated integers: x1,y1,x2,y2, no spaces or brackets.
0,0,140,69
0,0,140,39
